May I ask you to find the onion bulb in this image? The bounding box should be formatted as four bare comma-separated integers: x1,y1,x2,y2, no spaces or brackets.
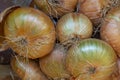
2,7,55,59
56,13,93,45
66,38,117,80
40,44,70,80
33,0,78,18
78,0,120,25
11,56,48,80
100,7,120,57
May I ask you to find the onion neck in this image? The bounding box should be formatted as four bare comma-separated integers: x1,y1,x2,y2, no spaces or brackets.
14,36,28,47
87,67,96,74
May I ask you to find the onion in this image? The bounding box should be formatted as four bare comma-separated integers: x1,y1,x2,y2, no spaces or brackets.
33,0,78,18
56,13,93,46
11,56,48,80
78,0,120,25
2,7,55,59
66,38,117,80
40,44,70,80
100,7,120,57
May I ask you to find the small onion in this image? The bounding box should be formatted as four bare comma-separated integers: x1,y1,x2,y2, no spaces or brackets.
40,44,70,80
56,13,93,45
100,7,120,57
66,38,117,80
78,0,119,25
33,0,78,18
11,56,48,80
2,7,55,59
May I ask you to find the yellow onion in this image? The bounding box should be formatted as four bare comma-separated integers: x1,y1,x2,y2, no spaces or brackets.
66,38,117,80
56,13,93,46
1,7,55,59
11,56,48,80
40,44,70,80
33,0,78,18
78,0,120,25
100,7,120,57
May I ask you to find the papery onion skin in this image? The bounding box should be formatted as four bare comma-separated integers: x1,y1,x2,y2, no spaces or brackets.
66,38,117,80
78,0,119,25
40,44,70,80
11,56,48,80
56,13,93,44
4,7,56,59
33,0,77,18
100,7,120,57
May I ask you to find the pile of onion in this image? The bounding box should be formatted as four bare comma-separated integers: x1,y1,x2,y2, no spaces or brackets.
0,6,56,59
39,44,70,80
56,13,93,46
11,56,48,80
78,0,120,25
66,38,117,80
100,7,120,57
33,0,78,18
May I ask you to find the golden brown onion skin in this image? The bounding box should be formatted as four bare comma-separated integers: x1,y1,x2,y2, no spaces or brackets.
0,6,19,51
40,44,70,80
33,0,77,18
56,13,93,45
100,7,120,57
4,7,56,59
11,56,48,80
78,0,118,25
66,39,117,80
